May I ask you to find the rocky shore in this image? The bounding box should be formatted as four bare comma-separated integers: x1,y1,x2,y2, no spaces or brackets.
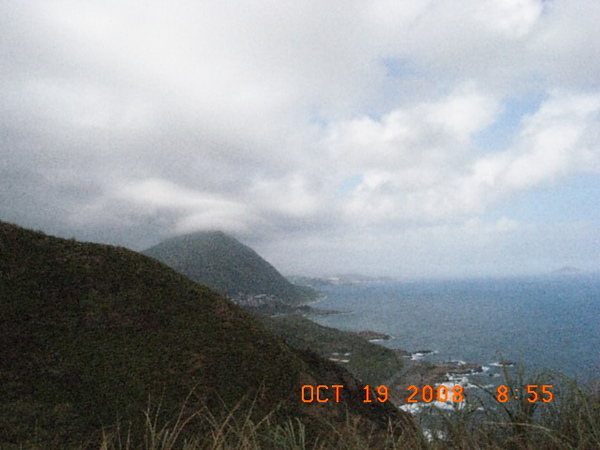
386,353,484,405
349,334,485,407
352,330,391,340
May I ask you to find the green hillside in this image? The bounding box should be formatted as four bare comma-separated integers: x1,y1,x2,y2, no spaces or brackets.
143,231,316,304
143,231,403,386
0,221,410,448
260,314,403,386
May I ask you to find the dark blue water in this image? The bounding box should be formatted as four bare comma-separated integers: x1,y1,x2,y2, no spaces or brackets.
310,274,600,382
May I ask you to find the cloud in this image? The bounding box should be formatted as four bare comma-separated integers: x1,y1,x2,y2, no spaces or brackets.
1,0,600,276
469,91,600,192
323,83,501,223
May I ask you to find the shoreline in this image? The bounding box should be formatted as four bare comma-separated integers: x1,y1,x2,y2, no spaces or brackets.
348,332,488,408
385,352,485,407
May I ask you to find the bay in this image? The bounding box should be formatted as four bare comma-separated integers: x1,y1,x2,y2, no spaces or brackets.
309,274,600,382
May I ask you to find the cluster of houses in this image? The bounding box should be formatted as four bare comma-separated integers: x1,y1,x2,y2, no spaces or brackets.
230,293,281,308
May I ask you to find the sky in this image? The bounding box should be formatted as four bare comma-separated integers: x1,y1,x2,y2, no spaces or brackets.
1,0,599,279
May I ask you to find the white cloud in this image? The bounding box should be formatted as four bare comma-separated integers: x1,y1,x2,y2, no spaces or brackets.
324,84,501,223
473,0,543,37
2,0,600,276
318,88,600,235
327,83,499,170
494,216,520,232
468,91,600,194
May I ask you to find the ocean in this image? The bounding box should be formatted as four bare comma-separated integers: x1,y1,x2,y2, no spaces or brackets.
309,274,600,383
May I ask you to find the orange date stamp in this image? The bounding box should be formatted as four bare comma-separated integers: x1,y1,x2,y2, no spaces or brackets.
301,384,554,403
300,384,464,403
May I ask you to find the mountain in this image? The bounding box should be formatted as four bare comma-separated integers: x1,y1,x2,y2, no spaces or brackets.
144,232,404,385
0,221,410,447
143,231,317,304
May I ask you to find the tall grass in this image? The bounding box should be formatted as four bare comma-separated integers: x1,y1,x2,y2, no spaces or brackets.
13,368,599,449
418,366,600,450
95,370,598,449
97,392,425,450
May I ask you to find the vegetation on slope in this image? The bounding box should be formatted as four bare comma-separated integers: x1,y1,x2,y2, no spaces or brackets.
0,221,410,448
90,365,600,449
143,231,316,304
260,314,402,386
4,221,598,449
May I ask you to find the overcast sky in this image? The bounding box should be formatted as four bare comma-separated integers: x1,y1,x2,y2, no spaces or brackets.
2,0,599,278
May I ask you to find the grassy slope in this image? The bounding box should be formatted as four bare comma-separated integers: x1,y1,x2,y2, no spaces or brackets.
261,315,402,386
143,232,403,384
143,231,316,304
0,222,408,447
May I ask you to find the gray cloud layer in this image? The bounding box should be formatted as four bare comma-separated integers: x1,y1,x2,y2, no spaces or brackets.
2,0,599,277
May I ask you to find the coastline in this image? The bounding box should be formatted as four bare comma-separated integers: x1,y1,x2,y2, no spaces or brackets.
348,332,488,408
291,291,490,406
306,276,600,383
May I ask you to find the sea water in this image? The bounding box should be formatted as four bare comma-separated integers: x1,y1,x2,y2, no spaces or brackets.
309,274,600,383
